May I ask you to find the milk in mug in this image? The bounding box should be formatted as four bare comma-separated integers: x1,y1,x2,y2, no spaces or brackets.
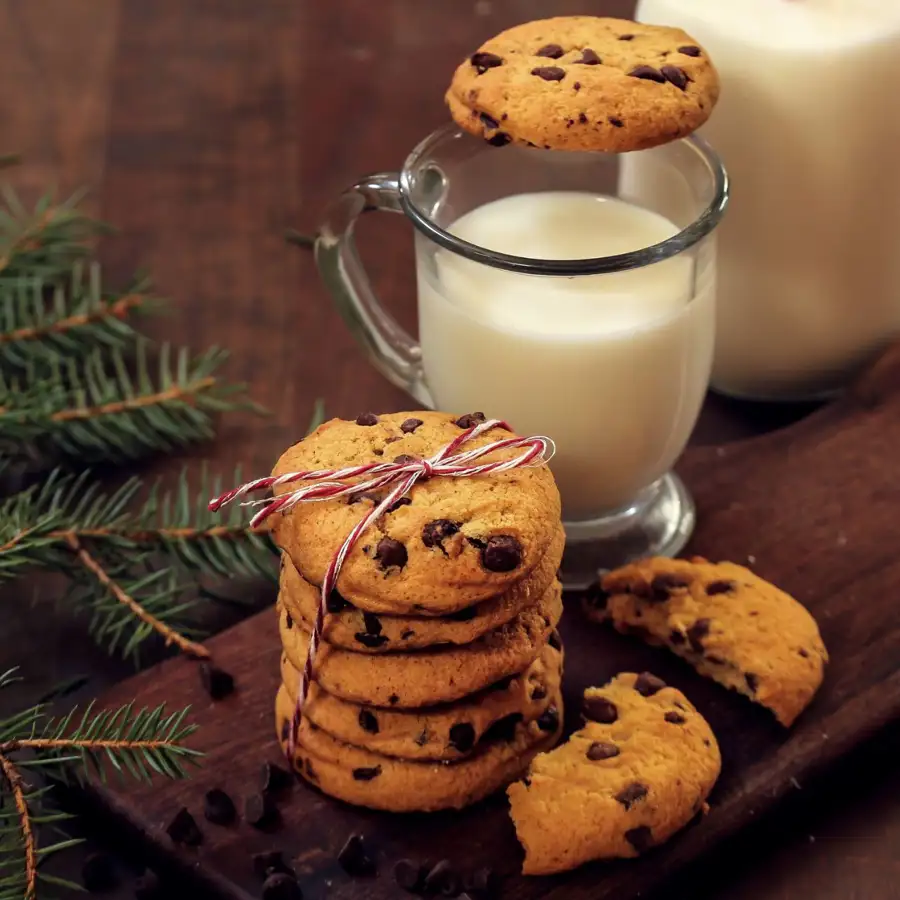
416,191,715,522
635,0,900,399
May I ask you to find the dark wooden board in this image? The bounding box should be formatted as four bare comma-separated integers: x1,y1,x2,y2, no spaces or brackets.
82,347,900,900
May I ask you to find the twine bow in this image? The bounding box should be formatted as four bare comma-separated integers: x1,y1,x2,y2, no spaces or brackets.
209,418,555,758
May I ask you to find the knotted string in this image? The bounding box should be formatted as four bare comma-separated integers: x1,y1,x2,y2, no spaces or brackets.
209,418,555,758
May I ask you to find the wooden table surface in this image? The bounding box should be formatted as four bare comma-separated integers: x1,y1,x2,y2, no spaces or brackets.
1,1,898,898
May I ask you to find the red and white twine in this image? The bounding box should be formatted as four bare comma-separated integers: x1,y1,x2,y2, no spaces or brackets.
209,418,555,758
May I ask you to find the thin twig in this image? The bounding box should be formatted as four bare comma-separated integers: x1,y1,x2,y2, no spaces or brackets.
0,738,178,753
64,534,209,659
0,293,146,345
0,753,37,900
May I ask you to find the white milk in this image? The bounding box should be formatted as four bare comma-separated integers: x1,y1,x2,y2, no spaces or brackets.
636,0,900,399
416,192,715,522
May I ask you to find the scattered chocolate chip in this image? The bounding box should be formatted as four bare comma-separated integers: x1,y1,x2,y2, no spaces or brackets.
355,413,379,426
471,52,503,74
414,727,429,747
166,807,202,846
385,436,403,444
355,632,389,648
487,132,511,147
665,711,686,725
678,45,701,57
389,694,400,705
548,629,562,651
392,454,419,467
449,722,476,753
583,696,618,724
424,860,459,896
798,648,810,659
479,112,499,130
422,519,460,551
587,741,620,761
387,496,413,513
394,858,425,893
616,782,649,810
304,758,319,782
536,43,564,59
467,536,486,550
352,766,382,781
619,33,635,40
481,535,522,572
203,788,237,826
262,873,304,900
362,612,382,635
537,705,559,733
609,116,624,127
687,618,711,652
253,851,294,880
531,65,566,82
634,672,666,697
375,536,408,570
82,851,118,892
134,869,162,900
338,834,377,877
280,719,290,743
244,792,278,829
745,672,760,693
670,629,686,645
706,580,735,595
454,411,486,428
327,590,350,613
573,81,582,91
661,64,689,90
531,684,547,701
625,825,654,854
401,629,415,640
400,417,423,433
629,64,666,83
577,48,601,64
651,573,691,598
481,713,523,744
448,604,478,621
358,710,379,734
199,663,235,700
285,611,293,629
578,112,588,124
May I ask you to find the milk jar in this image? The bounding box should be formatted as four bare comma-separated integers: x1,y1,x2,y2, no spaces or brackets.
635,0,900,400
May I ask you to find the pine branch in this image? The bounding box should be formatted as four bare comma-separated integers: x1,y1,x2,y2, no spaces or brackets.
0,755,36,900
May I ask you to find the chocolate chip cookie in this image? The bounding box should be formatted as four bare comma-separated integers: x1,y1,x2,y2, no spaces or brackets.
446,16,719,153
279,579,563,708
281,641,562,761
279,526,564,652
276,684,564,812
270,411,561,614
588,557,828,727
507,672,720,874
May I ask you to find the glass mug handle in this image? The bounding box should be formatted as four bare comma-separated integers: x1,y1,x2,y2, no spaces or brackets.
315,172,434,408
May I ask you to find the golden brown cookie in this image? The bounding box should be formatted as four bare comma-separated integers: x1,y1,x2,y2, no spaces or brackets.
278,579,563,708
276,683,563,812
507,672,720,874
280,641,562,761
278,526,564,652
589,557,828,727
446,17,719,153
270,411,561,614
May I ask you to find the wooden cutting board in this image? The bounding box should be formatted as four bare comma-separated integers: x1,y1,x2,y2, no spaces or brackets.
82,348,900,900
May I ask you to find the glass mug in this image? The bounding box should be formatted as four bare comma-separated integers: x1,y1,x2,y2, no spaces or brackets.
316,125,728,586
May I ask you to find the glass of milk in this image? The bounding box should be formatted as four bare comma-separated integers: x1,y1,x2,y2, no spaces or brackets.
316,125,728,586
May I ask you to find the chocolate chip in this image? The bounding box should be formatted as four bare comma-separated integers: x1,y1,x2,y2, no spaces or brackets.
745,672,760,693
352,766,382,781
401,629,415,640
348,491,382,505
573,81,582,91
423,860,459,896
616,782,649,810
448,722,476,753
661,64,689,90
355,413,379,426
304,758,318,782
375,536,407,569
338,834,377,877
798,648,810,659
531,684,547,701
531,66,566,82
471,52,503,73
422,519,460,551
487,132,511,147
609,116,624,127
447,604,478,621
454,411,486,428
536,43,564,59
619,33,635,40
670,629,686,645
134,868,162,900
414,727,429,747
199,663,234,700
587,741,620,761
166,807,202,846
634,672,666,697
629,64,666,83
358,710,380,734
583,696,618,724
203,788,237,826
548,629,562,651
479,112,499,129
394,858,425,893
706,580,735,595
651,573,691,598
284,611,293,630
387,496,412,513
625,825,654,854
254,850,294,879
82,851,118,892
678,45,701,57
245,792,278,828
537,705,559,732
384,436,403,444
280,719,290,743
665,711,686,725
355,632,389,648
578,112,588,124
362,612,382,635
400,417,423,433
327,590,350,613
262,872,303,900
481,535,522,572
687,618,711,652
577,48,601,64
481,713,523,743
389,694,400,705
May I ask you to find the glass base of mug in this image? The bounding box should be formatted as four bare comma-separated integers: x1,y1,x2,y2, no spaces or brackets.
710,379,841,405
558,472,695,590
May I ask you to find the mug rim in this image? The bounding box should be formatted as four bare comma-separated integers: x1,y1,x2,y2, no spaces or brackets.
398,123,729,277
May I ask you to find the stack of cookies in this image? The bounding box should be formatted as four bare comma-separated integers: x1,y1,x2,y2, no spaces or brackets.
267,410,566,812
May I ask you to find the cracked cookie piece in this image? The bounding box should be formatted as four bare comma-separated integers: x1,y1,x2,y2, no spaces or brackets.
269,411,561,614
587,557,828,727
507,672,720,874
279,579,563,708
278,527,564,651
446,16,719,153
276,683,563,812
280,641,562,761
